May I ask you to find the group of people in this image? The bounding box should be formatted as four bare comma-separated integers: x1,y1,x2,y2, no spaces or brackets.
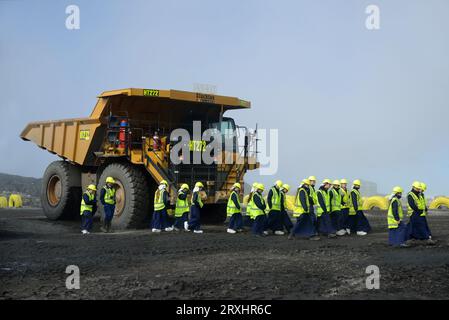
241,177,371,240
79,175,436,247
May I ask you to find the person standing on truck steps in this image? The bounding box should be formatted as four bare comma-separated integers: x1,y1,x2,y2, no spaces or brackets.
227,183,243,234
339,179,351,234
348,180,371,236
387,186,409,247
80,184,97,235
316,179,337,238
100,177,116,233
330,180,345,236
152,180,173,233
173,184,190,232
280,184,293,234
244,182,258,228
406,181,436,245
289,179,320,240
251,184,267,237
308,176,318,228
265,180,285,235
188,182,205,234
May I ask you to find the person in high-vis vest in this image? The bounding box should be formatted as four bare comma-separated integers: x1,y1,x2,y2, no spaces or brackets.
280,184,293,233
188,182,205,234
251,184,267,236
174,184,190,231
308,176,318,227
339,179,351,234
387,186,409,247
265,180,284,235
316,179,336,238
329,180,345,236
100,177,116,233
406,181,435,245
227,183,243,234
289,179,320,240
244,182,258,228
420,182,433,239
151,180,173,233
80,184,97,234
348,179,371,236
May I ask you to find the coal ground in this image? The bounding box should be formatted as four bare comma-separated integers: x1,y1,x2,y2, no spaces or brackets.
0,208,449,300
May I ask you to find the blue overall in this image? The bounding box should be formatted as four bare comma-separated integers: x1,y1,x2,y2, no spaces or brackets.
265,188,283,232
188,205,201,231
104,204,115,223
229,213,243,230
151,208,171,230
389,222,408,246
81,211,93,232
407,213,431,240
317,212,336,235
252,215,267,235
174,212,189,229
340,208,350,229
292,213,317,238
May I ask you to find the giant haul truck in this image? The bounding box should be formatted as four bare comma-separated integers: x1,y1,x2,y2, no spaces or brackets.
20,88,259,228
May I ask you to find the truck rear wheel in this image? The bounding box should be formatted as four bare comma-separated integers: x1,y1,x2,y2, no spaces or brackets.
41,161,82,220
97,163,152,229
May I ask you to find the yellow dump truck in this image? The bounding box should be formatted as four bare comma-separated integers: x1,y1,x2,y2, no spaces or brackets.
21,88,259,228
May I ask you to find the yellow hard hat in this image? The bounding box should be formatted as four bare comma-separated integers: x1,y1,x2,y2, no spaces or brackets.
181,183,189,190
412,181,422,190
195,182,204,188
420,182,427,191
87,184,97,191
160,180,168,186
308,176,316,181
340,179,348,184
257,183,265,191
282,184,290,192
252,182,258,188
232,183,241,190
275,180,283,187
105,177,115,184
301,178,310,185
353,179,361,186
323,179,332,185
333,180,341,186
392,186,403,194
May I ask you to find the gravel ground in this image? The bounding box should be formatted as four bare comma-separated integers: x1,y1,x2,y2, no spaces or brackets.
1,208,448,300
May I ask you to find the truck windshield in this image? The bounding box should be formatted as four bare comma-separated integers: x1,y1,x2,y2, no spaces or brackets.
209,117,237,152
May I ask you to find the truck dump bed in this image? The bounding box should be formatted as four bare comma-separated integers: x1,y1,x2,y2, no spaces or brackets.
20,88,251,165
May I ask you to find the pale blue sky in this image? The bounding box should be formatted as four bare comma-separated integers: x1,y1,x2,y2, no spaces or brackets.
1,0,448,196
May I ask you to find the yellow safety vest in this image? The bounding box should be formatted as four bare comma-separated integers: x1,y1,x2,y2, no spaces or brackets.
420,193,427,215
407,192,425,216
191,191,204,208
251,193,266,219
227,191,241,216
316,189,330,217
330,188,342,212
387,197,403,229
154,189,166,211
80,191,94,215
247,193,254,218
103,186,116,205
309,186,318,205
340,188,349,209
293,187,309,217
268,187,281,211
349,189,362,216
175,191,189,217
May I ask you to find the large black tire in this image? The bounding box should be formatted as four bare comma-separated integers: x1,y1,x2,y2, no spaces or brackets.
41,161,82,220
97,163,153,229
